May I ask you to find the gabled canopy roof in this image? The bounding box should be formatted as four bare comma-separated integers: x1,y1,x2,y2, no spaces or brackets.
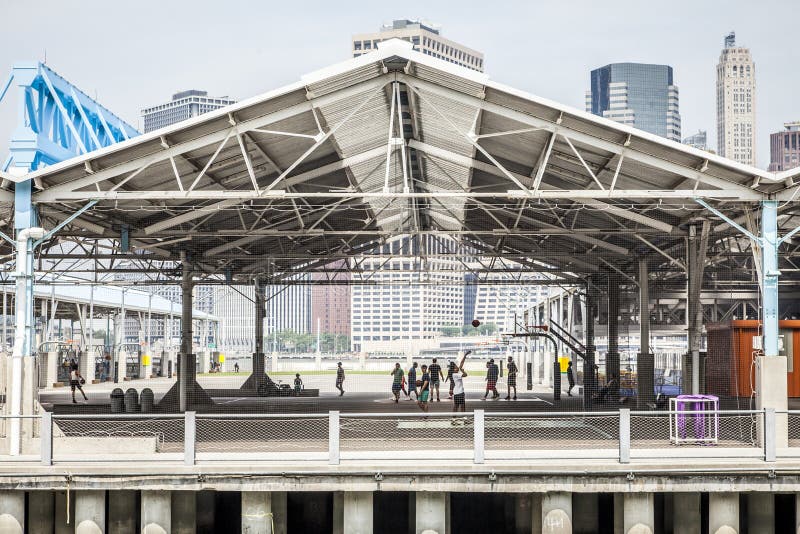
5,39,800,283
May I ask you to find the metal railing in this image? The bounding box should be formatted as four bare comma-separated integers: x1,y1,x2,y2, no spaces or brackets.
12,409,799,466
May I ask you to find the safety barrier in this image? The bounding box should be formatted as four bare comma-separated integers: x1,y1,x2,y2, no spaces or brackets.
6,409,794,466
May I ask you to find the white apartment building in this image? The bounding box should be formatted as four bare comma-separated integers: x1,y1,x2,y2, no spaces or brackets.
472,274,547,333
352,19,484,72
141,90,236,133
716,32,756,165
350,237,465,353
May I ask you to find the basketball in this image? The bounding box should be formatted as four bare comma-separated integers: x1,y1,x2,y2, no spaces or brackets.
416,380,422,387
471,319,481,327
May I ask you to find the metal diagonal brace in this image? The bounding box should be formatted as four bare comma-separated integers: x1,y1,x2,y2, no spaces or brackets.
695,198,760,244
33,200,98,247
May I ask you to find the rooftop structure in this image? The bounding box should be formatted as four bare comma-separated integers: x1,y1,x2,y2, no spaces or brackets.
352,19,484,71
0,36,800,533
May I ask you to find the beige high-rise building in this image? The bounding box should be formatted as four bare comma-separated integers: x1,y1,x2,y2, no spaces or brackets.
716,32,756,165
351,19,484,72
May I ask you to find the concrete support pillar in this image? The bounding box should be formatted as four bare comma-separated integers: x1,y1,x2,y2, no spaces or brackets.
572,493,598,534
242,491,277,534
171,492,196,534
416,492,447,534
343,491,373,534
613,493,623,534
757,356,788,449
28,491,54,534
272,492,287,534
747,493,774,534
623,493,654,534
75,490,106,534
515,494,532,534
142,490,171,534
0,491,24,534
708,493,739,534
55,490,76,534
541,492,572,534
673,493,701,534
333,492,344,534
531,494,542,534
109,490,137,534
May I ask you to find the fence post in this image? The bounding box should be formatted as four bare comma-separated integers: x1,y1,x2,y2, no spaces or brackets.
474,409,485,464
764,408,776,462
40,412,53,466
619,409,630,464
329,411,340,465
184,411,196,466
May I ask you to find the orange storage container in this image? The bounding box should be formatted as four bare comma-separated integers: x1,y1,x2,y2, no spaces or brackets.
706,320,800,398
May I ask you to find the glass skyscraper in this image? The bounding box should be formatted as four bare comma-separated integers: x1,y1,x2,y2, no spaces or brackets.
585,63,681,141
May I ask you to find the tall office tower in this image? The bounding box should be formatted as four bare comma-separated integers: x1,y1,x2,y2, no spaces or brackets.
768,122,800,172
311,261,351,336
266,278,312,335
352,19,484,72
213,286,256,353
141,90,236,133
586,63,681,141
682,130,709,151
350,236,465,353
716,32,756,165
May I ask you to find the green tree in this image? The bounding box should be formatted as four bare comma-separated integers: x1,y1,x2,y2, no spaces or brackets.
440,326,461,337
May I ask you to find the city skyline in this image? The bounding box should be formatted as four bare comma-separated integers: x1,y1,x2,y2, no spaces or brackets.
0,1,796,170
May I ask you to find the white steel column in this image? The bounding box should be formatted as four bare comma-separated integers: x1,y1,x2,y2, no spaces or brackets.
9,226,43,456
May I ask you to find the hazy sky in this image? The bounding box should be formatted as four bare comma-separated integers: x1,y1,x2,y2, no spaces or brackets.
0,0,796,169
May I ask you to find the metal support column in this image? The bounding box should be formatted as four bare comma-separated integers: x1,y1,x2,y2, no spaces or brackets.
9,178,42,456
180,252,193,412
584,280,597,410
242,279,268,394
686,221,709,395
758,199,788,449
607,274,620,404
762,200,779,357
638,259,654,408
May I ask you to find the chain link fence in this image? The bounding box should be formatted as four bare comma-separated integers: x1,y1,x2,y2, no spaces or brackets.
194,414,329,455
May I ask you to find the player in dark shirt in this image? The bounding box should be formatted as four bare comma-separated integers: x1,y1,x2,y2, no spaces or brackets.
505,357,518,400
429,359,444,402
417,365,431,413
335,362,345,396
407,362,418,400
483,359,500,400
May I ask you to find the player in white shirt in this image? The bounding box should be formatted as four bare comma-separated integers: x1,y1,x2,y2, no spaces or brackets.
450,351,471,425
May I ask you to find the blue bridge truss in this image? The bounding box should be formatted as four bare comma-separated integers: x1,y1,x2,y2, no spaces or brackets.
0,62,139,172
